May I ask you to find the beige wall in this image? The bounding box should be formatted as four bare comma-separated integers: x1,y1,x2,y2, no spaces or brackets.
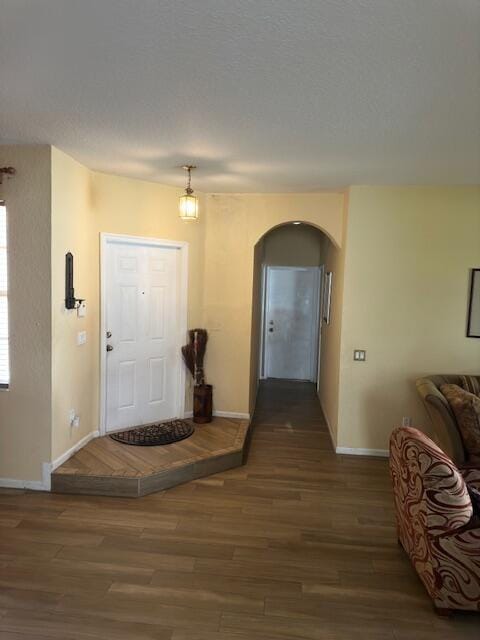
318,198,348,444
91,171,206,330
203,193,345,414
7,146,479,481
52,171,330,461
0,145,52,483
1,148,209,478
91,171,207,416
263,223,324,267
249,239,265,416
51,148,97,460
50,167,207,462
337,186,480,451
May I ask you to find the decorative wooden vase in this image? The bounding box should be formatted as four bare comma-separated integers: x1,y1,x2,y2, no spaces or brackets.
193,384,213,424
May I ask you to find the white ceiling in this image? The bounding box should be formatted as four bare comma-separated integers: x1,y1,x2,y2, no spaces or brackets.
1,1,479,192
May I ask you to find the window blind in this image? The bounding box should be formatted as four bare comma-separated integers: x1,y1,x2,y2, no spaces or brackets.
0,202,9,385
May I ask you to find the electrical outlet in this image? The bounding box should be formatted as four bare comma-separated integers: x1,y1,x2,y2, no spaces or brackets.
402,416,412,427
77,301,87,318
69,410,80,428
77,330,87,345
353,349,366,362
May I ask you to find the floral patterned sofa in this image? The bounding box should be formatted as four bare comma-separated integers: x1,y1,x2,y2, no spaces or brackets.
389,426,480,614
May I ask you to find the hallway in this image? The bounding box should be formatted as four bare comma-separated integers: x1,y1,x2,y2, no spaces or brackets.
0,380,477,638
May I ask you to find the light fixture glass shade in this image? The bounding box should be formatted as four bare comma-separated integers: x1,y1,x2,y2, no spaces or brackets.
179,193,199,220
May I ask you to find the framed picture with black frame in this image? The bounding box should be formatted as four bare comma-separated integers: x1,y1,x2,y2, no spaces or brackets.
466,268,480,338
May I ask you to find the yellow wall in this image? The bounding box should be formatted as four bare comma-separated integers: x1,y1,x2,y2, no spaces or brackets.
318,199,348,444
91,171,207,329
49,162,344,463
263,223,325,266
51,148,97,460
96,173,206,411
249,239,265,416
0,145,52,483
91,171,207,416
337,186,480,451
49,166,207,463
92,173,206,410
203,193,345,414
8,146,479,481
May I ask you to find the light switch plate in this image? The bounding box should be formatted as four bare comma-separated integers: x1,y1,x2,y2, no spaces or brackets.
77,330,87,346
353,349,366,361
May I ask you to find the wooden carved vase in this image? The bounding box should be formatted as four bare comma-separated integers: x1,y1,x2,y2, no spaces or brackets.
193,384,213,424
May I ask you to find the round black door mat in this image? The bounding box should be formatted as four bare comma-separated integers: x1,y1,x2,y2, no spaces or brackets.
109,420,194,446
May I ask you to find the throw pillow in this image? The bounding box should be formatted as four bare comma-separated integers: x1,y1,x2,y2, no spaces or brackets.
440,383,480,461
460,375,480,397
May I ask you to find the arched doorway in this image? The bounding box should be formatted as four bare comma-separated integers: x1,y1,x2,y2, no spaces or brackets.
249,221,335,416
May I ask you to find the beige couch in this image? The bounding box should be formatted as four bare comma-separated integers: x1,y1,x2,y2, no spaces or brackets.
416,374,480,465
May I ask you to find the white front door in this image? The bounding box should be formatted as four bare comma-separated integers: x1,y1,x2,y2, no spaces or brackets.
104,239,182,432
264,267,320,381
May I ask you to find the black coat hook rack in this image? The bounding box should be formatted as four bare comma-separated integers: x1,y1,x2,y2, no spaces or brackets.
65,252,84,309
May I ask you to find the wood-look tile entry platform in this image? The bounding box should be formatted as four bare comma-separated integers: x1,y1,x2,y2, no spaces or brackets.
52,418,250,498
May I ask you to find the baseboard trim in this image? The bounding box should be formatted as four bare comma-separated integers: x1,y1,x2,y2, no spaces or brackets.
213,411,250,420
183,410,250,421
28,430,102,493
317,396,388,459
319,398,337,450
0,477,47,491
50,430,100,473
42,462,52,492
335,446,389,458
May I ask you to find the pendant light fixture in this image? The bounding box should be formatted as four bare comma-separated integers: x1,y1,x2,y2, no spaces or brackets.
179,165,199,221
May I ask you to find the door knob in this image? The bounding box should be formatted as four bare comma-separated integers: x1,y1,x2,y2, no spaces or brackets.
106,344,114,352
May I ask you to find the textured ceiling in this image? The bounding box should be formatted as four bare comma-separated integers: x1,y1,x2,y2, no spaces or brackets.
1,1,479,191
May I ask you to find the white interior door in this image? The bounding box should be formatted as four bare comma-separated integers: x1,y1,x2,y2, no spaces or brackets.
104,239,181,432
264,266,320,381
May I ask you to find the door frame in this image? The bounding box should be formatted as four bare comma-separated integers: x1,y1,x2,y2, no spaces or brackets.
99,233,188,435
262,266,321,382
316,264,325,392
258,264,268,380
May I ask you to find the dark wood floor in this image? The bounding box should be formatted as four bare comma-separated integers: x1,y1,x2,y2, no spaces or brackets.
0,379,478,639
